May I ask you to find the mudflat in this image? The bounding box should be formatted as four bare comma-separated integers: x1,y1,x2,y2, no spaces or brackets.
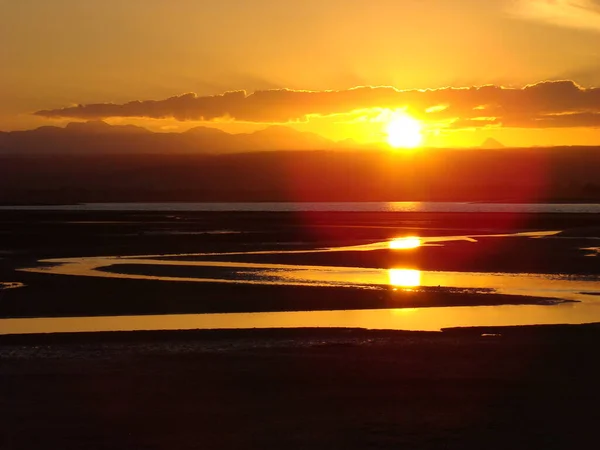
1,326,599,450
1,210,599,318
1,211,599,448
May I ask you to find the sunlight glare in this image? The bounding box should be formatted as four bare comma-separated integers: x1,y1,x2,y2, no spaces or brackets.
388,269,421,287
385,113,423,148
389,237,422,249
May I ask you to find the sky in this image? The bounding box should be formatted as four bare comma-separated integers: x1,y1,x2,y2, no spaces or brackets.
2,0,600,147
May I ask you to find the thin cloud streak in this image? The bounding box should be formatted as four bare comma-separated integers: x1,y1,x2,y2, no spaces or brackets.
512,0,600,32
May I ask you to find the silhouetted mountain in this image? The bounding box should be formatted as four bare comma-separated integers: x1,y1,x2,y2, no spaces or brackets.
183,126,230,137
0,121,342,155
481,138,505,149
65,120,150,135
235,125,334,150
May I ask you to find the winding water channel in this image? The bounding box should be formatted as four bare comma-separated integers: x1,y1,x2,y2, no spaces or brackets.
3,230,599,334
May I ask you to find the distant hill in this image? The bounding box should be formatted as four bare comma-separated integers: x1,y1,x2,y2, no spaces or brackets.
237,125,333,150
0,121,346,155
481,138,505,149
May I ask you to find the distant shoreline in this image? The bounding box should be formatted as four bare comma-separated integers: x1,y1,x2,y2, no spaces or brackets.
1,201,600,215
2,199,600,207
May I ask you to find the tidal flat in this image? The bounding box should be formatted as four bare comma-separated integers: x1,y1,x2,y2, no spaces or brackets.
1,211,599,326
1,210,600,449
1,326,600,450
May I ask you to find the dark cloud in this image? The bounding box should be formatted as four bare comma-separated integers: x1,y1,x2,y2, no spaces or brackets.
35,80,600,129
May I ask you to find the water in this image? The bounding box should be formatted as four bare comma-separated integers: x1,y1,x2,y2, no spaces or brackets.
4,231,599,335
23,254,600,303
5,267,598,335
1,301,599,335
2,201,600,213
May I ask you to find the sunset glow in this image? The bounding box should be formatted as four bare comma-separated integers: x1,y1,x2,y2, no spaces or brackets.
1,1,600,148
3,2,600,448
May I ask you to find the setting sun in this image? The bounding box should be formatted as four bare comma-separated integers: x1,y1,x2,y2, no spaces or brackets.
385,113,423,148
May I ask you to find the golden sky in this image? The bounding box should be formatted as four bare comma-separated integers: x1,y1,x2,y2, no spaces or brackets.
2,0,600,146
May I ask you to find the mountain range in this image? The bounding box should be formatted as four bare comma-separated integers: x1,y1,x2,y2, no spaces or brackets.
0,121,355,154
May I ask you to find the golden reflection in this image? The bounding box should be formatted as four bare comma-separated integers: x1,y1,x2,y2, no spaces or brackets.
389,237,421,249
391,308,419,315
388,269,421,287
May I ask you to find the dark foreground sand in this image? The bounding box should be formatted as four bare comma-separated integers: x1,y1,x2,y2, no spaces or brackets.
1,326,600,450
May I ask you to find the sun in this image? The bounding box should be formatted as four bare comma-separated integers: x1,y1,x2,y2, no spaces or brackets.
385,113,423,148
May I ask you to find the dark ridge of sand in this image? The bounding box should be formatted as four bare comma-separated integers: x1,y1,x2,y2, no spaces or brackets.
2,210,600,259
2,211,600,274
1,325,599,450
0,270,553,318
0,327,432,345
0,323,598,346
170,237,600,275
441,322,600,337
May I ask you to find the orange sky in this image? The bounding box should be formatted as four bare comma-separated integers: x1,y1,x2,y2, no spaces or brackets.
2,0,600,146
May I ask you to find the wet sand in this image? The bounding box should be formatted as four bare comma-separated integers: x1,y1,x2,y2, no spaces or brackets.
1,326,600,449
0,275,553,318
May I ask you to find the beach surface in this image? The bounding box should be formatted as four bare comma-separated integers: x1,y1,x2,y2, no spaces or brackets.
2,326,600,449
1,210,600,448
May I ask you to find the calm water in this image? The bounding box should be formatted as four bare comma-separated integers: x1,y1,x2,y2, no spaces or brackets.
3,231,599,335
5,265,598,335
23,252,600,303
1,303,599,335
2,201,600,213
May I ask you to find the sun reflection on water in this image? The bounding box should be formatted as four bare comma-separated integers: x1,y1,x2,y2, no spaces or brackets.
391,308,419,315
388,269,421,287
389,237,421,249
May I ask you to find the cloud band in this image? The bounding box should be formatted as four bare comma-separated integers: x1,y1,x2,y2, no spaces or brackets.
35,80,600,129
